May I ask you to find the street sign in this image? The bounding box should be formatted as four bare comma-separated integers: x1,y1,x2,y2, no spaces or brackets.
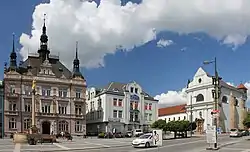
152,129,163,146
206,125,217,144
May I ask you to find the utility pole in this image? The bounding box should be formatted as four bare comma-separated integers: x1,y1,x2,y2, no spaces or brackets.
203,57,221,150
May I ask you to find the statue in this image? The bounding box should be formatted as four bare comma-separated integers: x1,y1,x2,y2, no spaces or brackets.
32,79,36,91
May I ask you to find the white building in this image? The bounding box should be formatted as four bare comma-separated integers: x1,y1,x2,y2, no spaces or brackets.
186,67,248,133
85,81,158,134
158,104,187,122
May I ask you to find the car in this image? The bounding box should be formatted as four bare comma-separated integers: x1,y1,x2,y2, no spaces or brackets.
132,133,153,148
133,129,143,137
229,129,242,137
125,131,133,138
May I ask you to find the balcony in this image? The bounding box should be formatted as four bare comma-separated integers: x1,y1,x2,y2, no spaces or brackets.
6,93,19,98
36,112,56,117
57,96,70,102
130,119,140,123
108,117,121,122
39,95,54,101
73,97,84,102
5,110,19,116
75,114,86,120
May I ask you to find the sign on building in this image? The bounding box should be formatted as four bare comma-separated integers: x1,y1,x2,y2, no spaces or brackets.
152,129,163,146
206,125,217,144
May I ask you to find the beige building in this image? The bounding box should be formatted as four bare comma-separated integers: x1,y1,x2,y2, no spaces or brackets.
4,20,87,136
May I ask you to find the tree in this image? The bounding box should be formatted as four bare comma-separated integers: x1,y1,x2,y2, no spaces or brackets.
151,119,167,130
243,114,250,128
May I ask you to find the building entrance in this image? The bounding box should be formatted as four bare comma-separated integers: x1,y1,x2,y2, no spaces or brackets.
42,121,51,134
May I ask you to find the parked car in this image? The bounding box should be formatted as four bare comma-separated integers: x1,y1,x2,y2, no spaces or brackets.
114,132,124,138
125,131,133,138
132,133,153,148
134,129,143,137
239,129,249,136
230,129,242,137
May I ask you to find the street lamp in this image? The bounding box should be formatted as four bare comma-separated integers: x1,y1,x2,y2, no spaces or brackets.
203,57,221,149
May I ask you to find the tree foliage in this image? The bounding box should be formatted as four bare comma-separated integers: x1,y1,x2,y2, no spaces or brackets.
151,119,167,131
243,113,250,128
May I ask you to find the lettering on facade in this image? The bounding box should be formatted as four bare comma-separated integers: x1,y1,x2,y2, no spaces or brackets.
108,118,120,122
130,94,139,101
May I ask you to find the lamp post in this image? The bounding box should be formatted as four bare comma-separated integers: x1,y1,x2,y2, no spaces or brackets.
203,57,221,149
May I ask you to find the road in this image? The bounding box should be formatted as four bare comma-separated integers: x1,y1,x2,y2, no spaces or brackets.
0,135,247,152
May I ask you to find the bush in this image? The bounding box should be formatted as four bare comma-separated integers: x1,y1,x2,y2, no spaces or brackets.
98,132,105,138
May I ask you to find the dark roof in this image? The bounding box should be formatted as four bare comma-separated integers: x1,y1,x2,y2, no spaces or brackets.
19,54,72,78
97,82,157,101
158,104,186,117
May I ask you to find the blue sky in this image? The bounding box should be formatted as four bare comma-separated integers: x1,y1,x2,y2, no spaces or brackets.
1,0,250,106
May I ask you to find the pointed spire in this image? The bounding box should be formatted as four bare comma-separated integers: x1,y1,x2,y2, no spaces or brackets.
10,33,17,70
72,41,83,79
42,13,46,35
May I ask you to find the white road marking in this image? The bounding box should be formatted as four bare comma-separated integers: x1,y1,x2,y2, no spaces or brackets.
241,149,250,152
130,139,205,152
84,141,111,148
53,143,70,150
13,143,21,152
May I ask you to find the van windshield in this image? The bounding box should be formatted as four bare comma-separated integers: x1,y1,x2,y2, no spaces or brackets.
230,129,237,131
135,130,142,132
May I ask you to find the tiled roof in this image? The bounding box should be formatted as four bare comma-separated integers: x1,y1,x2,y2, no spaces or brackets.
158,104,186,116
237,83,248,90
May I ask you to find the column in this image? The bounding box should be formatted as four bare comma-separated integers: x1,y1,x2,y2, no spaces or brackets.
31,91,36,126
239,98,245,129
229,92,235,129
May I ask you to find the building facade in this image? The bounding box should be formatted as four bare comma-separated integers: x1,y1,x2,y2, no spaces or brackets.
85,82,158,134
185,67,248,133
0,81,3,137
3,21,87,136
158,104,187,123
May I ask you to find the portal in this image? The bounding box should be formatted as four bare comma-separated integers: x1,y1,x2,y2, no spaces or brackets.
42,121,51,134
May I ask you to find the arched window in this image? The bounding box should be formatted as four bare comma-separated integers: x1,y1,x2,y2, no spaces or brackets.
24,118,31,130
234,98,238,106
58,121,69,132
222,96,228,103
196,94,204,102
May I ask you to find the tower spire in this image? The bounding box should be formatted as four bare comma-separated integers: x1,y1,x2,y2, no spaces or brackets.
10,33,17,70
38,13,50,61
72,41,83,78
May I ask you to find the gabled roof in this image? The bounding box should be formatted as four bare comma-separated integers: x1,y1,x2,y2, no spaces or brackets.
237,83,248,90
158,104,186,117
97,82,157,101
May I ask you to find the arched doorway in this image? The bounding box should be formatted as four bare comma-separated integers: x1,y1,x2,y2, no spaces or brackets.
42,121,51,134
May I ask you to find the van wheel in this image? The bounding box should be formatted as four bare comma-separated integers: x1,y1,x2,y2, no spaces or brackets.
145,142,150,148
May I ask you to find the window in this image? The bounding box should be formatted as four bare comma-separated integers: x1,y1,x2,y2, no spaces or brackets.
9,102,16,111
10,85,15,94
144,103,148,110
196,94,204,102
58,121,69,132
130,87,134,93
25,103,31,112
130,102,133,110
98,98,102,108
144,113,148,121
148,103,152,110
59,88,68,98
135,113,139,121
24,118,31,130
130,112,134,121
178,117,180,120
149,114,152,121
42,105,50,113
113,110,117,118
168,118,170,121
24,86,31,95
75,88,81,98
173,117,175,121
42,87,51,96
222,96,228,103
198,78,202,83
184,116,186,120
118,111,122,118
9,118,16,129
113,98,117,106
97,110,102,119
58,105,67,114
134,102,138,110
135,88,138,94
118,99,122,106
75,104,82,115
75,121,82,132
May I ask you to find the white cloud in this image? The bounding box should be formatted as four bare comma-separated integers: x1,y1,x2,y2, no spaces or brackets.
19,0,250,68
156,39,174,48
154,88,187,107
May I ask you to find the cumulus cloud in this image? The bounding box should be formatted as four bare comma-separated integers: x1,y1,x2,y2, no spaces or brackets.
20,0,250,68
156,39,174,48
154,88,187,107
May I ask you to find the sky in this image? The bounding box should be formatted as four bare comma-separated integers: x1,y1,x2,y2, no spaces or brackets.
1,0,250,107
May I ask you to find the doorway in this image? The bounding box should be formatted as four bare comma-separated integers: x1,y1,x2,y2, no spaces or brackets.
42,121,51,134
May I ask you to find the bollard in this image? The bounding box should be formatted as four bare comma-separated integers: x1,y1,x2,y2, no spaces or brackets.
13,133,28,152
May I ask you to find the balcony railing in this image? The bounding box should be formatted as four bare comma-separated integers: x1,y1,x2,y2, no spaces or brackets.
6,93,19,98
5,110,19,116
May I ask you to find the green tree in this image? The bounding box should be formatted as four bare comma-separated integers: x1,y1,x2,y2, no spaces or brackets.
151,119,167,130
243,114,250,128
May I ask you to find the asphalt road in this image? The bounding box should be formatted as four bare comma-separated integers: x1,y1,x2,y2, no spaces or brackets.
0,135,247,152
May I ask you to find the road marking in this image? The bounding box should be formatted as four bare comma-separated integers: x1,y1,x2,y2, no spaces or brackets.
84,141,111,148
130,139,205,152
13,143,21,152
241,149,250,152
53,143,70,150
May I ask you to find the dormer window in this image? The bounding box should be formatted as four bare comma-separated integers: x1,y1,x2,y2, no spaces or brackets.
135,88,138,94
130,87,134,93
113,88,119,92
